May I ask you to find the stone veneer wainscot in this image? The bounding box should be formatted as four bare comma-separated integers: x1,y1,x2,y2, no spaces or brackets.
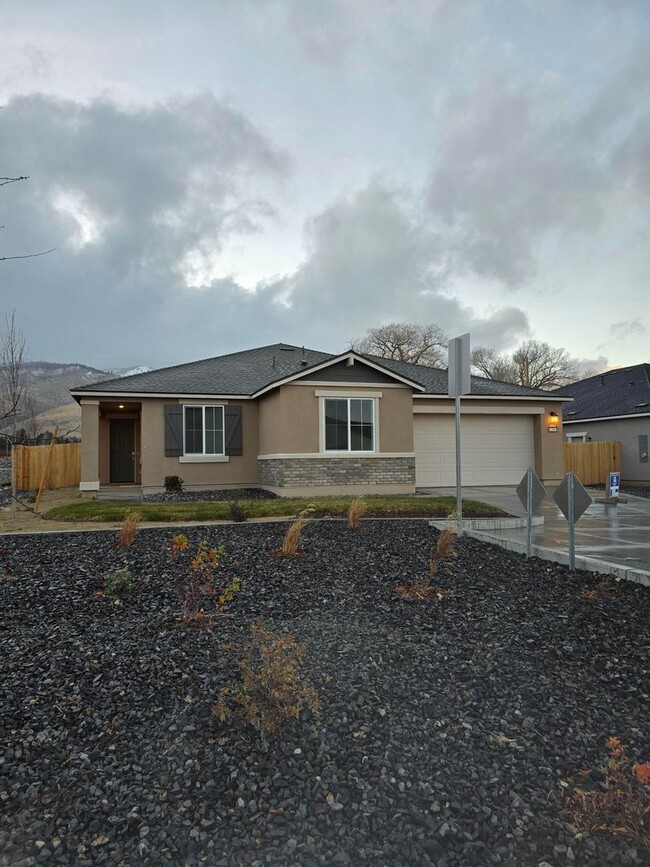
258,456,415,488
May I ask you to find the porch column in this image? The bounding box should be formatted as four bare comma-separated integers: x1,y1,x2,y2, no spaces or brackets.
80,400,100,494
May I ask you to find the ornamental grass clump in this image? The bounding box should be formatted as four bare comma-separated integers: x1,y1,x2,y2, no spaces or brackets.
117,512,140,548
213,620,320,734
276,507,315,556
228,500,247,523
164,475,184,493
347,496,367,530
170,534,239,628
563,737,650,847
395,524,457,600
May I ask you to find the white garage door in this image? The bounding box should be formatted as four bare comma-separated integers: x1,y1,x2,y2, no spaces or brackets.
414,414,535,487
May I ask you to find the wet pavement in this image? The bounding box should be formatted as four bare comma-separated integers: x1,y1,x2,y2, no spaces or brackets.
421,485,650,574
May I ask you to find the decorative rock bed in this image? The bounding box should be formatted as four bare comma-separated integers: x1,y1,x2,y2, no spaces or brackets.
140,487,278,504
0,522,648,866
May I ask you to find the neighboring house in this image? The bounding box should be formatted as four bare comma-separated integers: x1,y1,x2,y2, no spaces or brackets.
556,363,650,485
71,343,567,497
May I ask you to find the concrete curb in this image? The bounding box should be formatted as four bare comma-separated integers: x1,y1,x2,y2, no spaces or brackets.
463,528,650,588
430,516,544,531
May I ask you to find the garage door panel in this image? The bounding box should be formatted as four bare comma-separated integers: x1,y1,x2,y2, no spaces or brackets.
414,414,534,487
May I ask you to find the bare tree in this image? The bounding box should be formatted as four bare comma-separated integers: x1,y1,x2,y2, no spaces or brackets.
472,339,579,389
1,172,55,261
0,312,27,432
471,346,517,383
351,322,448,367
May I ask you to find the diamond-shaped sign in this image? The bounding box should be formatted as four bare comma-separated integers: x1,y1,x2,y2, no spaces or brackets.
516,467,546,513
553,472,592,522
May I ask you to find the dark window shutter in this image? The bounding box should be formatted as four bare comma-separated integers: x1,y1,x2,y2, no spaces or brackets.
164,404,184,456
224,405,243,456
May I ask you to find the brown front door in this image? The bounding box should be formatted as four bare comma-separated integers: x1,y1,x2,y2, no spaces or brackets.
110,418,135,483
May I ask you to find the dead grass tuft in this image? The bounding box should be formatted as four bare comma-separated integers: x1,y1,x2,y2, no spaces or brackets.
394,524,457,601
581,579,619,601
213,619,320,734
394,583,453,601
347,497,367,530
117,512,141,548
276,516,311,557
563,737,650,848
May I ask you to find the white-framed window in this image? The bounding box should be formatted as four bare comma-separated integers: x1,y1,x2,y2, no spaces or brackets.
324,397,375,452
183,405,225,455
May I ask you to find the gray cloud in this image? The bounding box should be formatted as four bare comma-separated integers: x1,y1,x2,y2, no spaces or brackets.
610,320,647,340
426,50,650,288
257,180,531,351
574,355,609,378
237,0,480,75
1,92,289,365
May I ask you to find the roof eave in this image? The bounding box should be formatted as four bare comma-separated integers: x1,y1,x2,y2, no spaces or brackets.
414,393,571,401
71,391,254,402
564,411,650,424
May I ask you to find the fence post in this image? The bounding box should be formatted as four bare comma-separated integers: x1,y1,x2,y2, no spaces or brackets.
34,427,59,513
10,443,16,521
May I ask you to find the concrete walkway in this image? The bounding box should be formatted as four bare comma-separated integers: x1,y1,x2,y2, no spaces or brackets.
421,485,650,577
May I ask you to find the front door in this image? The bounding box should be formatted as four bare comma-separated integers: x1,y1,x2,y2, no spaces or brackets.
110,418,135,483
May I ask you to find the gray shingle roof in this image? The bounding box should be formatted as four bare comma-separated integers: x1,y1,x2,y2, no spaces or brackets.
555,363,650,421
71,342,562,399
72,344,333,396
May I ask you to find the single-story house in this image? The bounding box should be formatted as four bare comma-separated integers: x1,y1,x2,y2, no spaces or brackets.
71,343,567,497
555,363,650,485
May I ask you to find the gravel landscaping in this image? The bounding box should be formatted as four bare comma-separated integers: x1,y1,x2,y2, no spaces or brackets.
140,488,279,504
1,521,648,866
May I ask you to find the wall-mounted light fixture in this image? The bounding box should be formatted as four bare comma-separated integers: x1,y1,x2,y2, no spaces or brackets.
118,404,125,409
548,411,559,424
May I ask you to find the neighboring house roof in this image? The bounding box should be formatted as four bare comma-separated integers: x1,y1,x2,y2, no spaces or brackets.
71,342,563,400
555,363,650,422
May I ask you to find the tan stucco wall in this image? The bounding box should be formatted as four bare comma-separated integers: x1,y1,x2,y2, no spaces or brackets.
139,398,259,491
258,384,414,455
80,401,100,484
565,416,650,483
413,397,565,484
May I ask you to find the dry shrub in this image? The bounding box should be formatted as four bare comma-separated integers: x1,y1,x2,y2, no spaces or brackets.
563,737,650,847
117,512,141,548
213,620,320,734
347,497,367,530
170,536,238,628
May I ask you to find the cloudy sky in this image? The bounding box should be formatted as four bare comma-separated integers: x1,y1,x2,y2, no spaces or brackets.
1,0,648,371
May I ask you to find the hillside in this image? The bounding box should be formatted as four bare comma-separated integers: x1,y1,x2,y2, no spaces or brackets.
2,362,151,438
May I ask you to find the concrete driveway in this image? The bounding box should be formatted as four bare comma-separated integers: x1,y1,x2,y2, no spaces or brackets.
421,485,650,575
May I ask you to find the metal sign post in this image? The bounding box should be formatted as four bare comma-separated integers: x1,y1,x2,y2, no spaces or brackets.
553,472,592,571
516,467,546,558
567,472,575,571
448,333,471,531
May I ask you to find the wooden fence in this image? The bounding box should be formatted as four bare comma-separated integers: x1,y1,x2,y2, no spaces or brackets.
14,443,81,490
563,440,620,486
